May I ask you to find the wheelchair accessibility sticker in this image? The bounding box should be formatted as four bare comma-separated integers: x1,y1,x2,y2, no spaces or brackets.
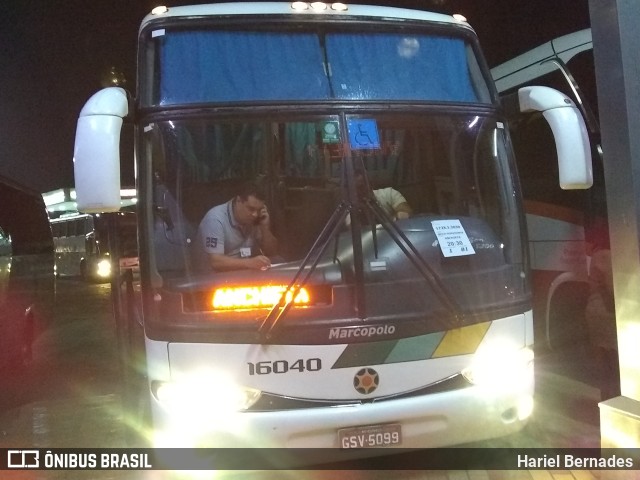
347,119,380,149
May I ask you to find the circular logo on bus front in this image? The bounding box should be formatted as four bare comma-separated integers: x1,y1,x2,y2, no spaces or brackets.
353,367,379,395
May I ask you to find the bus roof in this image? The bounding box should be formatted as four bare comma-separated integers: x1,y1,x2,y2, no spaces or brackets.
491,28,592,93
141,2,470,31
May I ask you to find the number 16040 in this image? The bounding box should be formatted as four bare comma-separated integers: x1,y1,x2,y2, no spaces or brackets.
247,358,322,375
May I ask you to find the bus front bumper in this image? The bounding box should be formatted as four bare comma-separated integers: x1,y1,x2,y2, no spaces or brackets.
149,378,534,452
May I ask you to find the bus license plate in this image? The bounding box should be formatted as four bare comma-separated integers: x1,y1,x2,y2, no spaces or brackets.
338,423,402,449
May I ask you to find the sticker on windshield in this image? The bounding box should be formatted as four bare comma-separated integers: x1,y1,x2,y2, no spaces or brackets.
431,219,475,257
321,121,340,144
347,119,380,149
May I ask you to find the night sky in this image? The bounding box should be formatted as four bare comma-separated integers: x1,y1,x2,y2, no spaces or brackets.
1,0,590,194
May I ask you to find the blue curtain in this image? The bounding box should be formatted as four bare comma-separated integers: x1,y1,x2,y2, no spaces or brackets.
159,31,331,104
326,34,477,102
157,31,478,104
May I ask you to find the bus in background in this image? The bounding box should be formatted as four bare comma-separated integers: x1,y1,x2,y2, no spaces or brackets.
491,29,603,350
72,2,591,454
50,210,138,282
0,175,54,370
50,212,95,278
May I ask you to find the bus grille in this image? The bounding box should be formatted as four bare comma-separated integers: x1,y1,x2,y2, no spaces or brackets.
247,373,471,411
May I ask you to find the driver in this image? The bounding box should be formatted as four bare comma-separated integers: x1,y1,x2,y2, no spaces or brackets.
196,182,278,271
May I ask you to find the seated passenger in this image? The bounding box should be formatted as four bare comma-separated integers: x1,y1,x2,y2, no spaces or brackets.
371,186,413,220
196,182,278,271
346,169,413,225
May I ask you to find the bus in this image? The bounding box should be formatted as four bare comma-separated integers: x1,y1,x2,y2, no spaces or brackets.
72,3,592,453
490,29,603,349
0,175,54,370
50,210,138,282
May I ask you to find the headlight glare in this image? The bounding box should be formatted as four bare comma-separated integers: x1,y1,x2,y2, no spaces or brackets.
153,373,262,414
96,259,112,278
462,342,534,389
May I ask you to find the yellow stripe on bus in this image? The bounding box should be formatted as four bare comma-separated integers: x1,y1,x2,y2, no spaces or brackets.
431,321,491,358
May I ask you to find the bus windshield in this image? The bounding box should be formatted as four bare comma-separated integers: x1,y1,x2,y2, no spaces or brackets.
141,27,492,106
144,111,528,335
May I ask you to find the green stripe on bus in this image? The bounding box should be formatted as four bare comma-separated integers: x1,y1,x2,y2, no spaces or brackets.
386,331,445,363
331,321,492,369
331,339,398,368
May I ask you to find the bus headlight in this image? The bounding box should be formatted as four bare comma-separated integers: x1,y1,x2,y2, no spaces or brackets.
462,342,534,390
151,371,262,447
96,259,112,278
152,374,262,415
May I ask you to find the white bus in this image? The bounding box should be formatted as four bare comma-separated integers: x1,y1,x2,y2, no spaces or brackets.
50,211,137,282
72,3,592,454
491,29,603,349
50,213,95,278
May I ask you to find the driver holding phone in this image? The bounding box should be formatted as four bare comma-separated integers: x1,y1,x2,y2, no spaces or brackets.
196,182,279,271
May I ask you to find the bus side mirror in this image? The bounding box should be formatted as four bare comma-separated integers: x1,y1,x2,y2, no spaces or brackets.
511,86,593,190
73,87,129,213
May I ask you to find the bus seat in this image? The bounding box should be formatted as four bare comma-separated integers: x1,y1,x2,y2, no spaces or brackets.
283,184,337,260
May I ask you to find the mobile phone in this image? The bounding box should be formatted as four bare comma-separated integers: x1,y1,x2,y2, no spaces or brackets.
255,212,267,225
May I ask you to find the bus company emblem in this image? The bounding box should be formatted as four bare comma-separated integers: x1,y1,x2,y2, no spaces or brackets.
353,367,379,395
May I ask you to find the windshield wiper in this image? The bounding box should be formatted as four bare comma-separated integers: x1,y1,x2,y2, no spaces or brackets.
258,187,463,343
